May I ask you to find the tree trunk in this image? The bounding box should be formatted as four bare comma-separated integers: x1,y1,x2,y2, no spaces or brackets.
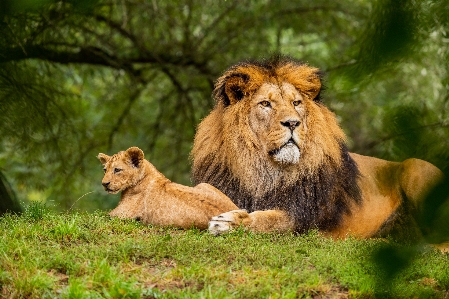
0,171,22,215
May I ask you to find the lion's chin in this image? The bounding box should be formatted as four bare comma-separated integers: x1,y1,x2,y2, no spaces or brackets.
270,143,300,165
105,188,120,194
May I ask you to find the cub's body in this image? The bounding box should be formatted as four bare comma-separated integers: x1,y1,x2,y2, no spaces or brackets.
98,147,238,229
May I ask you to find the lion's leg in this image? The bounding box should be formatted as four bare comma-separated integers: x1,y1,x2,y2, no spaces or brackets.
208,209,294,235
109,197,142,220
398,159,447,241
399,158,444,207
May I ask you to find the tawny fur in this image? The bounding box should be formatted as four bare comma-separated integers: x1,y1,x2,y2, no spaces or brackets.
98,147,238,229
191,56,445,240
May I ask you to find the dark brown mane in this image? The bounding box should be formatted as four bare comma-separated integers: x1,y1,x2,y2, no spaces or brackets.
192,142,361,233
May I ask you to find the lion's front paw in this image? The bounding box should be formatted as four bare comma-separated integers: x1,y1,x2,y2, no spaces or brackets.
208,209,250,236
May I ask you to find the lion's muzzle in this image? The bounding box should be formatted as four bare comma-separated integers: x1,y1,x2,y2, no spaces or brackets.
269,139,300,165
102,181,111,191
280,119,300,131
102,181,119,193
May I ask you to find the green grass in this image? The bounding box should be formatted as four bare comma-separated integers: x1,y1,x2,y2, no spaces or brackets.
1,206,449,298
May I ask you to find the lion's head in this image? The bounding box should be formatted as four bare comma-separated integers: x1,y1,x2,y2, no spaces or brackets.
97,147,145,194
191,56,361,233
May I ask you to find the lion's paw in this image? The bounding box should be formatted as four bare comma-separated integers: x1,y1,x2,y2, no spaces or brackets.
208,209,250,236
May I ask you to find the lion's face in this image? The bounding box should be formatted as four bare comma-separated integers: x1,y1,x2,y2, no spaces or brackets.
97,147,145,194
192,57,347,196
247,82,306,165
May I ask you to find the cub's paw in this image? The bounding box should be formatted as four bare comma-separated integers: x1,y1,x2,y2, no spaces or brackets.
208,209,250,236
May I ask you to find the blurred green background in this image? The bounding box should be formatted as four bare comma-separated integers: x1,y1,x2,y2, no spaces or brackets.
0,0,448,213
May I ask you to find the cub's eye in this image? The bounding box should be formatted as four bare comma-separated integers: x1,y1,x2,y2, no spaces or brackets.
259,100,271,107
113,168,122,174
293,100,302,106
103,168,106,173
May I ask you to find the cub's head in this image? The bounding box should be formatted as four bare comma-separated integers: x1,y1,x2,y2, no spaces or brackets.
97,147,145,194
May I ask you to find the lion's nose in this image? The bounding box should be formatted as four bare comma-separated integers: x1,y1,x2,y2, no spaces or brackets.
281,120,300,130
102,182,110,187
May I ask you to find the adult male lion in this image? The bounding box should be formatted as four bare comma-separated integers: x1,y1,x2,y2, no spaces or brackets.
191,56,444,240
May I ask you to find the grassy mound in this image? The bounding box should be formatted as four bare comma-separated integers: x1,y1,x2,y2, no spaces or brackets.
1,204,448,298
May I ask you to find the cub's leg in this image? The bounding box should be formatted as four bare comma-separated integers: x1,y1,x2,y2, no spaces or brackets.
208,209,294,235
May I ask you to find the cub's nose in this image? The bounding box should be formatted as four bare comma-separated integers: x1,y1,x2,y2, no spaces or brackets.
102,182,110,187
281,119,300,130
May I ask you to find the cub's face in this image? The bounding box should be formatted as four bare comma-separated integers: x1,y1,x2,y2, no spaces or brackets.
247,82,307,165
97,147,145,194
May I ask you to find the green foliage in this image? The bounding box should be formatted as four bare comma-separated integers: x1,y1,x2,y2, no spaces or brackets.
1,212,449,297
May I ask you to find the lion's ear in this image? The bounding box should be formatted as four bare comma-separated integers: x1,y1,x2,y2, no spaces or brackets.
126,147,144,168
223,73,249,106
277,64,322,102
306,71,322,101
97,153,110,165
225,75,247,105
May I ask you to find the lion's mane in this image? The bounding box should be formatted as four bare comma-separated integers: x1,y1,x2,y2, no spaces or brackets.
191,56,361,233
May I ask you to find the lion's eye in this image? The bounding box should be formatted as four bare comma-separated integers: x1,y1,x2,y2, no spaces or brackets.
259,100,271,108
114,168,122,174
103,168,106,173
293,100,302,106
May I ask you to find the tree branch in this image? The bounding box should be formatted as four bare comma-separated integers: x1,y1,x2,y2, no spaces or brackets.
0,45,124,67
277,6,337,15
0,44,213,78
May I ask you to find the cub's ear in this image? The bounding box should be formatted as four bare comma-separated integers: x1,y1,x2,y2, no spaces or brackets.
126,147,144,168
97,153,110,165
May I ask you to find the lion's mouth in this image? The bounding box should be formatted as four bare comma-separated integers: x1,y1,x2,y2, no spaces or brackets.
268,138,300,165
268,138,297,156
105,187,119,194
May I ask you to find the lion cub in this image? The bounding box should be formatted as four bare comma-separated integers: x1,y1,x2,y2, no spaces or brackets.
97,147,238,229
